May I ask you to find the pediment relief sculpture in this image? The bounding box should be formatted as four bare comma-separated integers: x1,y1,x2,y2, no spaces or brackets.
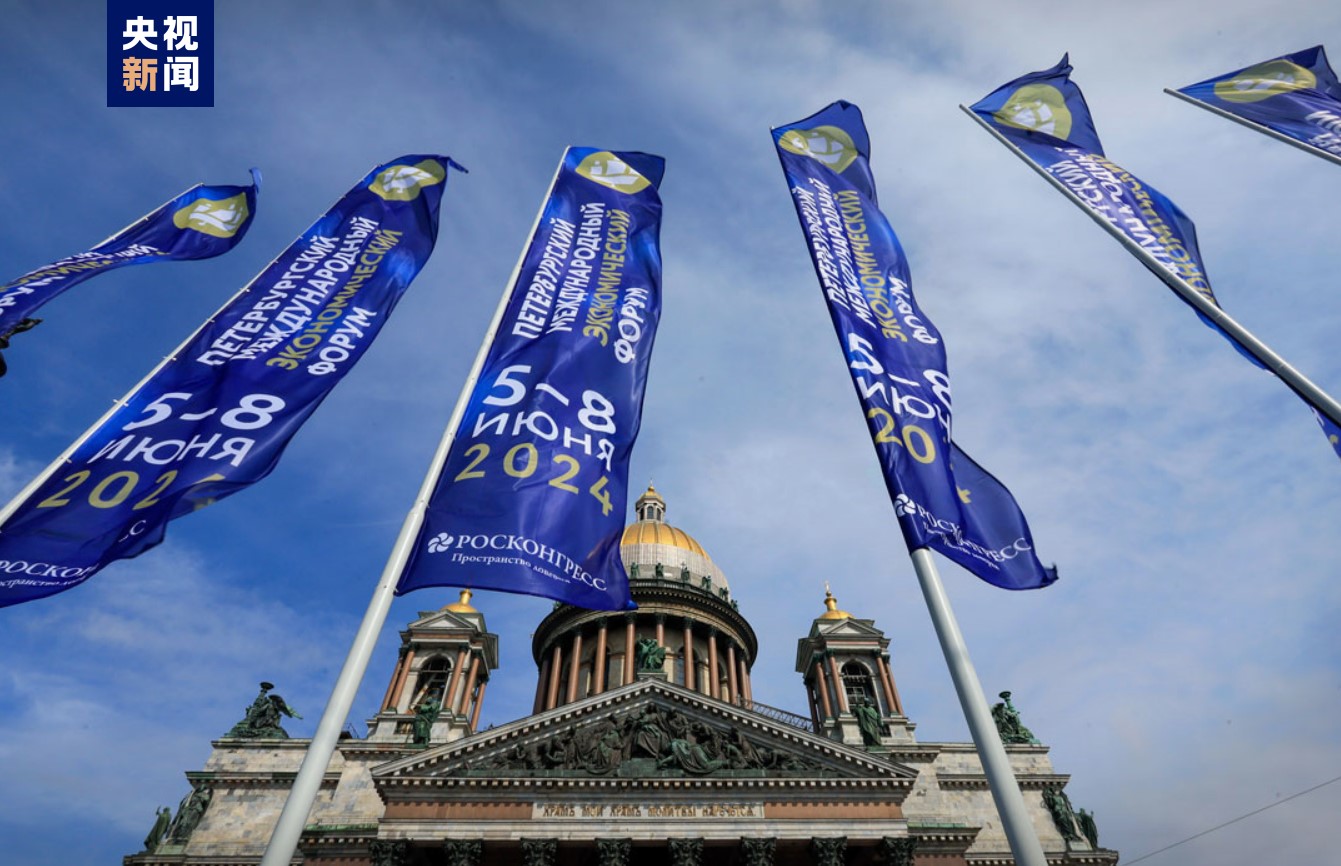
461,703,825,778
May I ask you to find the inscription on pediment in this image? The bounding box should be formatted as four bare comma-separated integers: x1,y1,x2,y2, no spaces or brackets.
534,802,763,820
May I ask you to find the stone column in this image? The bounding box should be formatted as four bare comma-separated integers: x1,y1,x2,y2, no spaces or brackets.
806,686,820,730
381,648,411,710
682,620,695,690
726,642,739,703
741,837,776,866
546,644,563,711
813,658,833,718
708,631,720,699
460,655,481,716
810,836,846,866
876,651,902,714
741,656,753,701
669,837,704,866
521,838,557,866
534,654,551,713
655,614,665,647
445,648,468,716
443,839,482,866
827,653,849,714
566,630,584,704
469,678,487,731
593,620,609,694
623,615,636,687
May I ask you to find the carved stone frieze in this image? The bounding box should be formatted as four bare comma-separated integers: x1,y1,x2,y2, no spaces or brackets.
470,702,822,778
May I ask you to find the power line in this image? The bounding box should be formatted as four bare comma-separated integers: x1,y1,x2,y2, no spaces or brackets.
1124,773,1341,864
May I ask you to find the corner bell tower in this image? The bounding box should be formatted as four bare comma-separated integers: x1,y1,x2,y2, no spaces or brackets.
368,590,499,744
795,587,914,748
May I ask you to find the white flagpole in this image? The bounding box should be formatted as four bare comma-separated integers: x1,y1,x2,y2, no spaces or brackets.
1164,88,1341,169
909,548,1049,866
257,153,569,866
960,104,1341,431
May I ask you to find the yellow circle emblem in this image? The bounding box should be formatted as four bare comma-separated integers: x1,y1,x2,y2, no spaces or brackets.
778,125,858,173
370,159,447,201
575,152,651,194
173,192,250,238
994,83,1073,140
1214,59,1316,103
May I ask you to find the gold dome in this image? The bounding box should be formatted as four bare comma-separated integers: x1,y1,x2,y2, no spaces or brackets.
819,586,852,620
619,520,709,557
620,484,728,591
444,589,478,614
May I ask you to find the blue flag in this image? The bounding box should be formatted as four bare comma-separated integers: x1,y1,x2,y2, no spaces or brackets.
0,175,259,337
772,102,1056,590
969,56,1244,344
397,148,665,611
972,57,1341,459
1176,46,1341,160
0,156,458,608
1317,411,1341,461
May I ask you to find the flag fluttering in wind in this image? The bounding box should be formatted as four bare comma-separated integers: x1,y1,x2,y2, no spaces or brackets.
1172,46,1341,165
967,56,1341,455
0,156,458,608
0,173,260,337
772,101,1056,590
396,148,665,611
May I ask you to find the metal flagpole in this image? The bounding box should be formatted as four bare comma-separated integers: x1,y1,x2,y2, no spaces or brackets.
257,154,568,866
909,547,1049,866
960,104,1341,431
1164,88,1341,169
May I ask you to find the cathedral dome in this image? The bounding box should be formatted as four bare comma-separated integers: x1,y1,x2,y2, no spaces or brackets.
532,483,756,708
619,484,729,593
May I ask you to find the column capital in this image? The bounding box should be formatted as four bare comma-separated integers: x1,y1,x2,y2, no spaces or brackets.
741,837,776,866
669,837,704,866
597,838,632,866
368,839,409,866
443,839,482,866
880,837,917,866
520,839,557,866
810,837,847,866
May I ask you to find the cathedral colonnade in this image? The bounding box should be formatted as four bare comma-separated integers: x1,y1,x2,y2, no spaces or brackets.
360,835,920,866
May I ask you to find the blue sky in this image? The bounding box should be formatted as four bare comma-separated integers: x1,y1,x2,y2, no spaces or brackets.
2,1,1340,863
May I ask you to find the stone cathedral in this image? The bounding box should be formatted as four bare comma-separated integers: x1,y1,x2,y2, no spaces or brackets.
126,486,1119,866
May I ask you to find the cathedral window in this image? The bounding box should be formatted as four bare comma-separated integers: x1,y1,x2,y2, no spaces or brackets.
410,655,452,708
841,661,878,710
